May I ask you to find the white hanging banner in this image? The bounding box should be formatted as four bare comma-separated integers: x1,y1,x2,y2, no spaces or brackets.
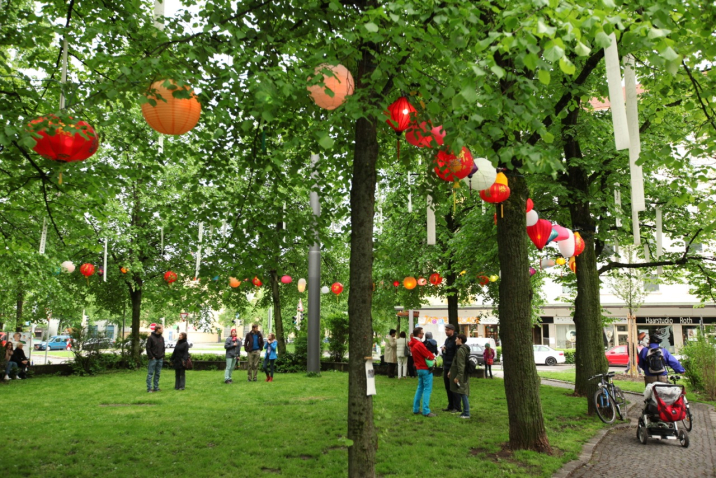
160,227,164,252
604,33,630,151
624,54,645,213
221,219,228,237
39,217,48,254
407,175,412,214
365,359,376,396
153,0,165,30
427,195,436,245
614,186,622,227
632,209,641,246
195,222,203,279
59,38,68,110
656,207,663,275
103,239,108,282
158,135,164,154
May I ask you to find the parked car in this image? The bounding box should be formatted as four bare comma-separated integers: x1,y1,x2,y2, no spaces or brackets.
605,344,643,366
467,344,486,368
533,345,565,365
34,335,71,351
164,340,194,349
465,337,497,350
82,338,115,351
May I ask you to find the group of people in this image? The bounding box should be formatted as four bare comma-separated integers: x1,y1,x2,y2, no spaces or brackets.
3,341,29,381
145,322,278,393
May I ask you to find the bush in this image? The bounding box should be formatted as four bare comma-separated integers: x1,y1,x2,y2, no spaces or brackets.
681,331,716,400
562,349,576,364
274,353,306,373
325,313,349,362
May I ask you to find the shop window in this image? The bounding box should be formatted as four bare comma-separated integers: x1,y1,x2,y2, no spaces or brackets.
556,324,576,349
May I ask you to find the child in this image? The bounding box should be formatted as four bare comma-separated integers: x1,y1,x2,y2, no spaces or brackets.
448,334,471,418
263,333,278,382
483,343,495,378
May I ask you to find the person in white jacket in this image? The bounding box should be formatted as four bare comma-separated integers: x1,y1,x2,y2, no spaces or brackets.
396,332,408,379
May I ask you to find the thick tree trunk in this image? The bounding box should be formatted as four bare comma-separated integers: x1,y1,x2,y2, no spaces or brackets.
564,107,608,413
269,270,286,355
496,173,551,453
346,48,378,478
15,287,23,327
129,282,143,364
445,213,459,328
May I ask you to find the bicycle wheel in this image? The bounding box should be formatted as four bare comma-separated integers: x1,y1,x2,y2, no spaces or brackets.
594,388,616,424
682,409,693,432
612,387,627,421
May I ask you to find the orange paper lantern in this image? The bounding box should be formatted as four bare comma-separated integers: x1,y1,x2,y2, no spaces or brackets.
573,232,585,257
141,80,201,135
403,276,417,290
229,277,241,288
307,64,354,110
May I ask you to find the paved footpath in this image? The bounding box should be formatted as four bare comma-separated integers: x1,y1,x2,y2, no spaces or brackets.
533,376,716,478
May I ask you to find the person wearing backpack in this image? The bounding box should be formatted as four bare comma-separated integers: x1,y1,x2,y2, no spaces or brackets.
638,329,685,384
448,334,471,419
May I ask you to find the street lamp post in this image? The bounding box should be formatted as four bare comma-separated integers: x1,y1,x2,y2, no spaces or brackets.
307,153,321,374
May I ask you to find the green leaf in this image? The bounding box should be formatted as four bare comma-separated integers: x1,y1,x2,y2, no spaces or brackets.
559,57,576,75
575,41,591,57
364,22,379,33
594,31,612,49
538,69,551,85
523,53,539,71
648,27,669,39
536,20,556,37
490,65,505,79
460,86,477,103
541,131,555,144
318,134,334,150
543,41,564,62
660,46,679,62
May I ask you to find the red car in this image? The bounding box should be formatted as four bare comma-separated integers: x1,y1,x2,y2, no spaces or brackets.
605,345,643,365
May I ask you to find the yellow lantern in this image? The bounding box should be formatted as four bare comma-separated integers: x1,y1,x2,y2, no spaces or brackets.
569,257,577,273
494,172,508,186
403,276,417,290
556,257,566,266
489,275,499,282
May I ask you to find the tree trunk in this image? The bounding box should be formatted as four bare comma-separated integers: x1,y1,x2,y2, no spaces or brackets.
129,282,143,364
564,107,608,413
496,173,551,453
445,212,459,329
269,270,286,355
15,287,23,328
346,46,378,478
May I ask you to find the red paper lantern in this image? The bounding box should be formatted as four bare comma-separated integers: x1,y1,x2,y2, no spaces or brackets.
252,276,263,287
280,275,292,284
526,219,553,251
164,271,178,284
331,282,344,295
574,232,585,257
29,116,99,163
479,182,511,204
80,263,95,278
417,277,427,286
405,121,445,148
393,280,400,288
526,198,534,212
385,97,417,134
429,273,442,285
434,147,474,182
477,275,489,286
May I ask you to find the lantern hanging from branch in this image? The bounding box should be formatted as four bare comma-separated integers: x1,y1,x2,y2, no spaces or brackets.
479,180,511,217
307,64,354,110
556,257,567,266
141,80,202,135
569,256,577,273
321,286,330,294
392,280,400,288
558,230,576,258
477,275,489,286
405,121,445,148
229,277,241,288
29,116,99,183
403,276,417,290
553,225,571,242
526,219,553,251
540,258,556,269
385,96,417,160
489,275,499,282
331,282,343,295
429,273,442,285
252,276,263,287
417,277,427,286
546,228,559,245
465,157,497,191
526,210,539,227
80,263,95,285
529,267,537,276
573,232,585,257
434,147,474,182
61,261,75,273
494,172,508,186
526,198,534,212
297,278,306,293
280,275,292,284
164,270,178,286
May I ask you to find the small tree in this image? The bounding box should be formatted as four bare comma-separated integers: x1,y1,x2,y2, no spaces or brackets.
325,313,349,362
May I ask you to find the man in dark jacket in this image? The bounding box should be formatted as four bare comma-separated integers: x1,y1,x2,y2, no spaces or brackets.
244,323,264,382
638,329,685,384
224,328,241,384
9,343,29,379
440,324,461,413
146,325,165,392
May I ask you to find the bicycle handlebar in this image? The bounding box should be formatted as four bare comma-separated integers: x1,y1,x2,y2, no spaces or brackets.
588,371,615,381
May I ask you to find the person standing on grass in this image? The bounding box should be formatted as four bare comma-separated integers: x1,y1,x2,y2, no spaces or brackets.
423,332,439,356
440,324,461,414
146,324,165,393
224,328,241,384
263,333,278,382
396,332,408,379
410,327,436,417
448,334,471,419
244,323,264,382
483,343,495,379
171,333,189,390
407,333,416,378
384,329,397,378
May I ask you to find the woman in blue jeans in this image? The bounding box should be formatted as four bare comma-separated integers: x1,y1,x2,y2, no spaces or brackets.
263,333,278,382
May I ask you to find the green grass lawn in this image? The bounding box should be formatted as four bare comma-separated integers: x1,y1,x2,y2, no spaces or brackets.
1,370,611,478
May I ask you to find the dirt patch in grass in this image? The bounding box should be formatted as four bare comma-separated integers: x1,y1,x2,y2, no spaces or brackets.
322,445,347,454
99,403,157,407
294,396,330,401
261,467,281,474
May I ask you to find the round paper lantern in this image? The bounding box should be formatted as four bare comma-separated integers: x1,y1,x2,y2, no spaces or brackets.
556,257,567,266
331,282,344,295
29,116,99,163
529,267,537,276
141,80,201,135
297,278,307,293
526,210,539,227
477,275,489,286
307,64,354,110
573,232,585,257
405,121,445,148
569,256,577,273
280,275,292,284
540,258,556,269
546,228,559,245
434,147,474,182
321,286,330,294
120,267,128,274
553,225,571,242
526,198,534,213
385,97,417,134
229,277,241,288
61,261,75,273
252,276,263,287
429,273,442,285
164,271,177,284
489,275,499,282
80,264,95,282
526,219,553,251
494,172,508,186
417,277,428,286
479,182,510,204
403,276,417,290
465,157,497,191
393,280,400,288
558,230,576,258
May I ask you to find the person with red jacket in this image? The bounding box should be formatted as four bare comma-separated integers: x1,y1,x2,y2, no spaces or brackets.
410,327,437,417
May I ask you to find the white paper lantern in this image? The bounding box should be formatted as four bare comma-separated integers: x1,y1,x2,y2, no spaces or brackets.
540,258,555,269
61,261,75,273
526,210,539,227
558,230,575,258
321,286,330,294
297,278,307,293
464,157,497,191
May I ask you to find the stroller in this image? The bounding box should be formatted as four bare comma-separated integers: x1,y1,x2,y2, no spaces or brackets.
637,379,689,448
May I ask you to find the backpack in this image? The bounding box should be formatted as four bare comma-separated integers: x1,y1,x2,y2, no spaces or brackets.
464,346,476,375
646,346,666,374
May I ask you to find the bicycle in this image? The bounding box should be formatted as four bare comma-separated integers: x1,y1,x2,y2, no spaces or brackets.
589,371,627,424
670,375,693,431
